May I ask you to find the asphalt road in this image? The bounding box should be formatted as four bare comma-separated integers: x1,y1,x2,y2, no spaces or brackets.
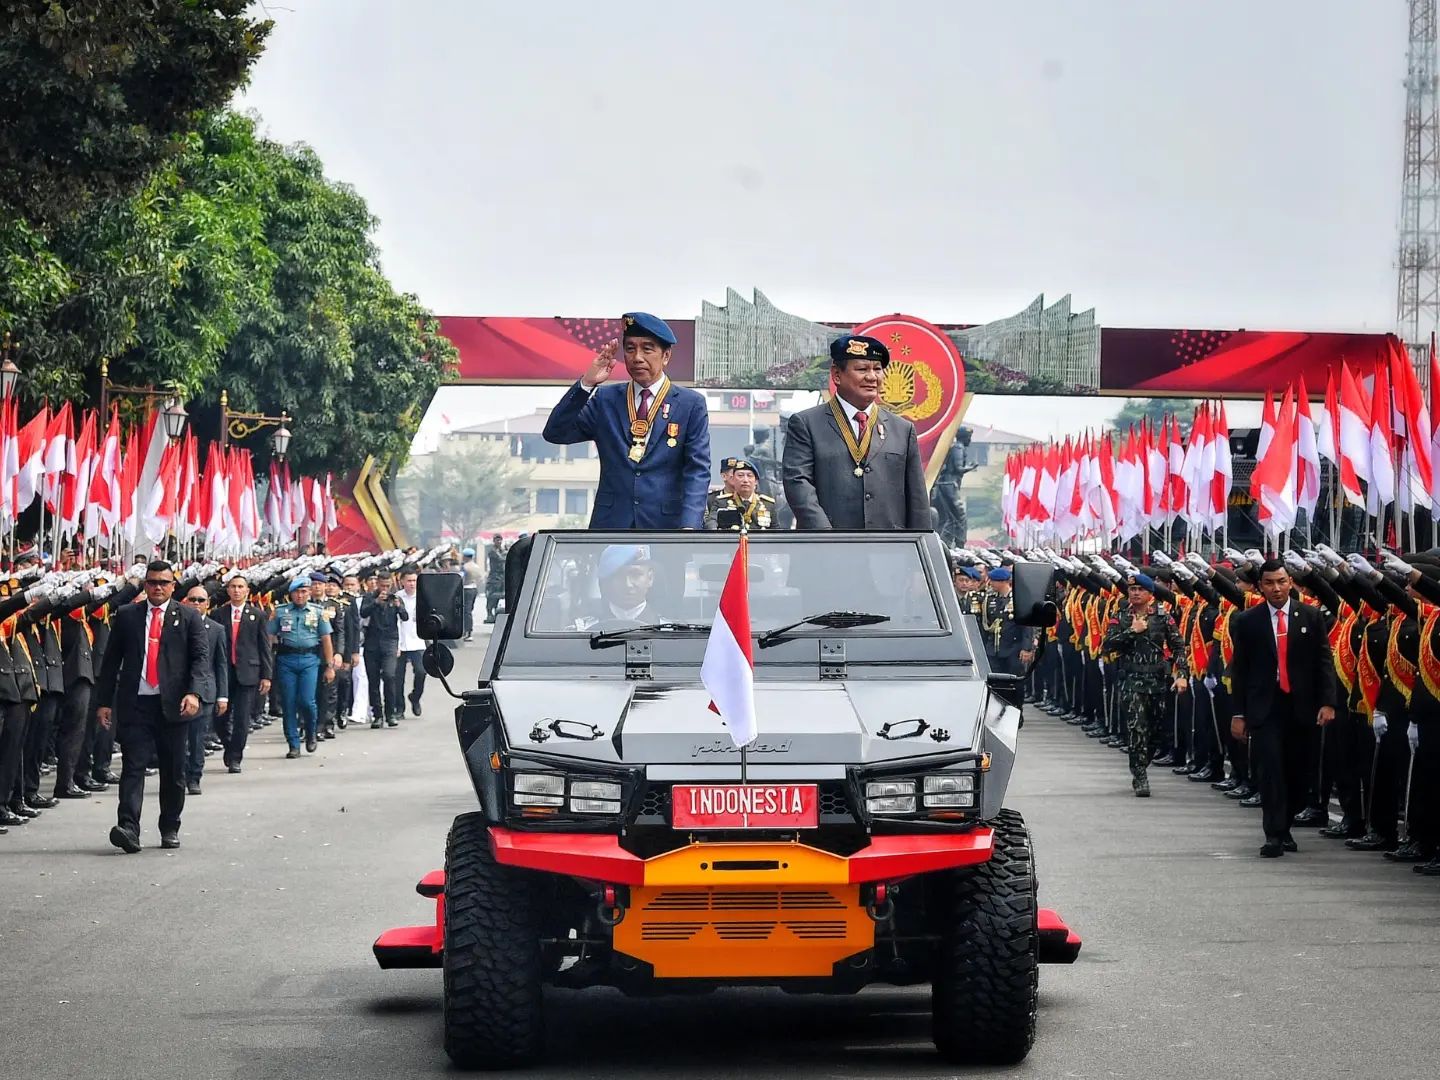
3,632,1439,1079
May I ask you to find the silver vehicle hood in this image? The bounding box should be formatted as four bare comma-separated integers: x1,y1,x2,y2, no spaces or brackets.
491,679,999,777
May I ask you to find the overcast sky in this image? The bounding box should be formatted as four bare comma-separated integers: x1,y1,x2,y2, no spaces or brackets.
237,0,1403,440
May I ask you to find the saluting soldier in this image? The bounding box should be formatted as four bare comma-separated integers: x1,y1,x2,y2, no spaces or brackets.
704,459,777,531
1102,573,1189,798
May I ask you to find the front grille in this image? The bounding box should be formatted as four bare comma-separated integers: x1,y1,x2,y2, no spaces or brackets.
633,781,855,826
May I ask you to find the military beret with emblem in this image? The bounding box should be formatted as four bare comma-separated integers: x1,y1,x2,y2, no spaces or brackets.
829,334,890,367
621,311,677,346
731,459,758,476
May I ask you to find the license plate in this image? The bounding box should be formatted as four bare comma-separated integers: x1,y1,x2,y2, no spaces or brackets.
670,784,819,830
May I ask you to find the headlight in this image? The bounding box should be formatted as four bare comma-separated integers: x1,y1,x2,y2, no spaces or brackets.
922,792,975,808
924,774,975,793
514,773,564,795
570,797,623,814
513,772,565,808
865,780,917,815
571,780,622,800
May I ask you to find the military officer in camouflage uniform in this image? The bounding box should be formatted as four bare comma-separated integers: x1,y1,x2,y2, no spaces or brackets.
1102,573,1189,797
704,459,777,531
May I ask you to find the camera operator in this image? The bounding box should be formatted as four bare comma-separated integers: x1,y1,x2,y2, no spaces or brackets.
360,571,407,728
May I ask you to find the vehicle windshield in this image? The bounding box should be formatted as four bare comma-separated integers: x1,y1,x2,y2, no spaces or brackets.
528,536,944,637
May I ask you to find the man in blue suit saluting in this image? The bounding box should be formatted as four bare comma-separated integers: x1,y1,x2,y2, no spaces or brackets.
543,312,711,529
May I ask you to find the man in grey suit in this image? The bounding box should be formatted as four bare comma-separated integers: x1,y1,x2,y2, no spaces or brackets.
783,334,931,530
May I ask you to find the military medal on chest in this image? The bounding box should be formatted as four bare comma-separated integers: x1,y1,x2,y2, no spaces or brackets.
627,380,673,463
827,396,873,477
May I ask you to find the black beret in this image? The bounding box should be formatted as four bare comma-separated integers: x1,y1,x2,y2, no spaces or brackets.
829,334,890,366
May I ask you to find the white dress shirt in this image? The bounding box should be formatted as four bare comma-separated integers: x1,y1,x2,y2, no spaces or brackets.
835,394,876,439
397,589,424,653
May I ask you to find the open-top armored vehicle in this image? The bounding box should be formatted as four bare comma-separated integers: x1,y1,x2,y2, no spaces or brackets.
375,530,1080,1069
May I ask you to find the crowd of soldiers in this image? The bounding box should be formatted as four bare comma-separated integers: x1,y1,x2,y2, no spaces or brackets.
0,542,462,837
950,543,1440,874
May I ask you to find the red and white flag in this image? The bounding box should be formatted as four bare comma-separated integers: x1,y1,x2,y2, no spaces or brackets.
701,535,756,750
1295,377,1322,519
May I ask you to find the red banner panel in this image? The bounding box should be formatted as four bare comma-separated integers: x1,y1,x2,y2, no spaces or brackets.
442,316,695,383
1098,328,1394,394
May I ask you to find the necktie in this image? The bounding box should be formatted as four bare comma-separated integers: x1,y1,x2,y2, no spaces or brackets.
854,408,867,440
144,605,162,688
1276,608,1291,693
232,606,242,660
638,387,652,422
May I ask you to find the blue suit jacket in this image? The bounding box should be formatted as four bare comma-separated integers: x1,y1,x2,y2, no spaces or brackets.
543,379,711,529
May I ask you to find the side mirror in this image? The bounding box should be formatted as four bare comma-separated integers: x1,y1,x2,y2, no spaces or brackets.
416,571,465,641
423,641,455,678
1010,561,1059,628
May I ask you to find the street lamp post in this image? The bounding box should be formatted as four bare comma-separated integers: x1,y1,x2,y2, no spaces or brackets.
219,389,291,458
98,358,187,440
1,331,20,399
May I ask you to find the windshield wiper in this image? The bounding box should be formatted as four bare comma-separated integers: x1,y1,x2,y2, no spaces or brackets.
758,610,891,648
589,622,710,648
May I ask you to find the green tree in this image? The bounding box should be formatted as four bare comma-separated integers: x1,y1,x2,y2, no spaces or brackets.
0,1,270,225
394,443,533,546
1110,397,1199,432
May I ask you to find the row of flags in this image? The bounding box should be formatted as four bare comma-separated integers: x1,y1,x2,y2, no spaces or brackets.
1001,403,1234,546
1002,338,1440,545
0,401,338,555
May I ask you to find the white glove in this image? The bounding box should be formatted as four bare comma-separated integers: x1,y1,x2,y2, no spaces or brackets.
1373,711,1389,739
1381,551,1416,578
1203,675,1217,691
1408,722,1421,753
1243,548,1266,565
1151,551,1174,567
1283,551,1309,577
1315,543,1346,568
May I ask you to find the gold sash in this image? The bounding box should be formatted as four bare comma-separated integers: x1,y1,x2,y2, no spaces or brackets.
827,396,873,475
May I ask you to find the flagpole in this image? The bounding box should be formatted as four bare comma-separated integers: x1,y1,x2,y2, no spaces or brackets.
738,524,749,787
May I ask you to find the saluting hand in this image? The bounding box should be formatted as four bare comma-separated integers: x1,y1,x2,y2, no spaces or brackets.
581,340,620,388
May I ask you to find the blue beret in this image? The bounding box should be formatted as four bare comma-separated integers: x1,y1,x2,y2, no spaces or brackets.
1129,573,1157,593
988,567,1012,582
962,566,983,580
462,547,476,557
309,571,328,584
731,459,757,475
829,334,890,366
621,312,676,346
720,457,738,472
288,576,311,595
598,544,652,580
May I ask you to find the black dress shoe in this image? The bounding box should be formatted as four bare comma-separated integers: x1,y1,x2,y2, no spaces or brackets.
0,808,27,827
1384,842,1433,862
1292,807,1326,827
79,776,108,792
9,803,40,818
1346,832,1399,852
1188,765,1217,783
410,696,422,717
1239,793,1263,808
371,719,383,729
143,767,157,777
109,825,141,853
100,771,121,785
1281,836,1299,853
26,794,58,810
385,717,399,728
186,782,201,796
305,735,318,753
1153,752,1177,767
159,833,180,850
227,764,242,774
1227,784,1256,800
54,786,91,799
1415,858,1440,875
1212,776,1240,791
286,747,300,759
1172,763,1198,775
1260,841,1284,858
1320,820,1366,839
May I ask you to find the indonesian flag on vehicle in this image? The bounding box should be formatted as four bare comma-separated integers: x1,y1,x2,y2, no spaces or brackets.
701,534,756,750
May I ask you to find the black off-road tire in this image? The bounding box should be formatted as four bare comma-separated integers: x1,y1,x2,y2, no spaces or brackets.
930,807,1039,1065
442,812,544,1069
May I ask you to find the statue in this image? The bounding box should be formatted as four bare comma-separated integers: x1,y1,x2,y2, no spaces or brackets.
931,428,978,548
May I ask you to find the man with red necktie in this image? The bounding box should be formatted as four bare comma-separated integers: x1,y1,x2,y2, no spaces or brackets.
542,312,711,530
94,560,211,853
211,574,272,773
1229,559,1338,859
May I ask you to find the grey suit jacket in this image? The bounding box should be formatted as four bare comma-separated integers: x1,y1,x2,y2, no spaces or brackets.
782,402,930,530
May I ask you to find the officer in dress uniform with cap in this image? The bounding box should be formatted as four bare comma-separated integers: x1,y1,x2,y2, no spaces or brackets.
542,312,711,529
267,576,335,759
570,545,667,629
705,459,777,531
980,568,1038,675
782,334,930,530
705,458,739,523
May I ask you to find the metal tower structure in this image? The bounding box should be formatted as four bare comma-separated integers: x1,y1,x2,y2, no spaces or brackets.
1398,0,1440,362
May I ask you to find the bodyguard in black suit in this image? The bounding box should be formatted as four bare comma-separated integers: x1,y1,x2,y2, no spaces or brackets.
211,575,273,772
94,561,211,853
1229,559,1339,858
180,584,229,795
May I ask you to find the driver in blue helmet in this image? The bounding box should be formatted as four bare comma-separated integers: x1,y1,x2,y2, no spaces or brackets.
570,545,666,629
